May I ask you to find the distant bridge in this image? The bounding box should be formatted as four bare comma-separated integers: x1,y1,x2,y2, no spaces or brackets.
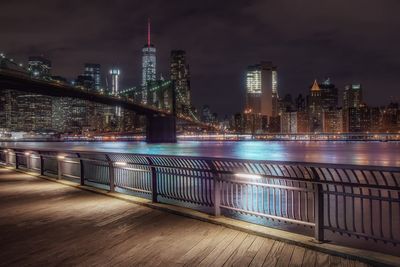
0,63,214,142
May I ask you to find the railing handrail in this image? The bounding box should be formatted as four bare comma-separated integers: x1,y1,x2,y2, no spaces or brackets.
2,146,400,172
5,147,400,193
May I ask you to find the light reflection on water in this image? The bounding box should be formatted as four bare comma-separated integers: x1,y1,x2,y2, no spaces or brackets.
1,141,399,166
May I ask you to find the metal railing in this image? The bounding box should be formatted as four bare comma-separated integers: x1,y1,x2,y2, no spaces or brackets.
1,147,399,251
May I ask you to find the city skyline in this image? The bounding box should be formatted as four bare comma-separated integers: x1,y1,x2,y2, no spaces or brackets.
1,1,400,117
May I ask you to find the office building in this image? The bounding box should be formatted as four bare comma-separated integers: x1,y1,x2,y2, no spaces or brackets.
320,78,338,110
343,84,363,109
170,50,191,114
245,61,278,117
323,108,343,133
75,75,95,91
308,80,323,132
84,63,102,91
108,68,121,120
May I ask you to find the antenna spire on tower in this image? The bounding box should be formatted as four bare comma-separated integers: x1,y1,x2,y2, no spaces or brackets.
147,18,151,47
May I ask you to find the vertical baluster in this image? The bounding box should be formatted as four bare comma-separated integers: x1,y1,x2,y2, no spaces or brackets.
291,190,295,220
267,187,270,214
235,183,239,208
273,188,276,216
77,153,84,186
311,167,324,242
57,156,62,180
105,155,115,192
250,184,253,212
40,154,45,176
261,185,264,214
146,157,157,203
15,152,19,169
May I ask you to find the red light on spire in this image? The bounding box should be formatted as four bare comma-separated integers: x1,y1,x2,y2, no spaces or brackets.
147,18,151,47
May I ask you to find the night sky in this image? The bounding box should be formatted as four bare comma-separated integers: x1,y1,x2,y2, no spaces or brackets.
1,0,400,117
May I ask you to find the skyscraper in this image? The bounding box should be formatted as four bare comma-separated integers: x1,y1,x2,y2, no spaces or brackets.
245,61,278,117
109,68,121,118
141,19,156,104
84,63,101,91
343,84,363,109
308,80,323,132
109,68,120,96
320,78,338,110
170,50,191,114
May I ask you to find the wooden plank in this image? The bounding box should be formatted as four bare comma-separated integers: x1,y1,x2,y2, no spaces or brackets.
223,235,257,267
153,222,221,267
131,217,217,267
275,243,295,267
261,241,285,267
315,251,330,267
330,255,344,267
209,232,248,266
289,246,306,267
197,230,240,266
301,249,317,267
178,227,234,266
249,238,276,267
341,257,356,267
232,236,265,267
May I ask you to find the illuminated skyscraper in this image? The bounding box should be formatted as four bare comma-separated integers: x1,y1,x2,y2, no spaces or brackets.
109,68,121,117
245,61,278,117
308,80,323,132
109,68,120,96
141,19,156,104
343,84,363,109
320,78,338,110
84,63,101,91
170,50,191,114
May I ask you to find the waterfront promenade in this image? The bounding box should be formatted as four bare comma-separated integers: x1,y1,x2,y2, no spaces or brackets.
0,168,371,267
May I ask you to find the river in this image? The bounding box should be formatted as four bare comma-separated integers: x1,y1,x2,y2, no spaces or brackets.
1,140,399,166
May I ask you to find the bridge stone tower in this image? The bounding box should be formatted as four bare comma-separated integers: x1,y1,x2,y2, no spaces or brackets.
146,80,177,143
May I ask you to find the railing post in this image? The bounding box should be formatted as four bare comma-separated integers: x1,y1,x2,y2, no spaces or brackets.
77,153,84,186
26,154,30,170
146,157,158,203
105,155,115,192
15,152,19,169
40,154,45,176
57,157,62,180
311,167,324,242
207,160,220,216
4,150,9,165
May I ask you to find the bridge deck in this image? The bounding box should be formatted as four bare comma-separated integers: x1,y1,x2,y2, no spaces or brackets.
0,168,369,267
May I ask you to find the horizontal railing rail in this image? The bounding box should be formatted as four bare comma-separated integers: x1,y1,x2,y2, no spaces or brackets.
1,147,399,252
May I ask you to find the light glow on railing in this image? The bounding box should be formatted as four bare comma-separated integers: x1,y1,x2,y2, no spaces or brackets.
57,155,65,160
24,152,30,156
234,173,263,179
114,162,127,166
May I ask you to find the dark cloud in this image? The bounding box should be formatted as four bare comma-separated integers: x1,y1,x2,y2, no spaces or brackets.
1,0,400,116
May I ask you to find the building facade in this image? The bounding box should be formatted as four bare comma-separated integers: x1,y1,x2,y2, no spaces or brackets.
84,63,102,91
245,61,277,117
170,50,191,115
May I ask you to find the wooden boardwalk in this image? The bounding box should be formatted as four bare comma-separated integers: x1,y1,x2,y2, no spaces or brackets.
0,168,370,267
